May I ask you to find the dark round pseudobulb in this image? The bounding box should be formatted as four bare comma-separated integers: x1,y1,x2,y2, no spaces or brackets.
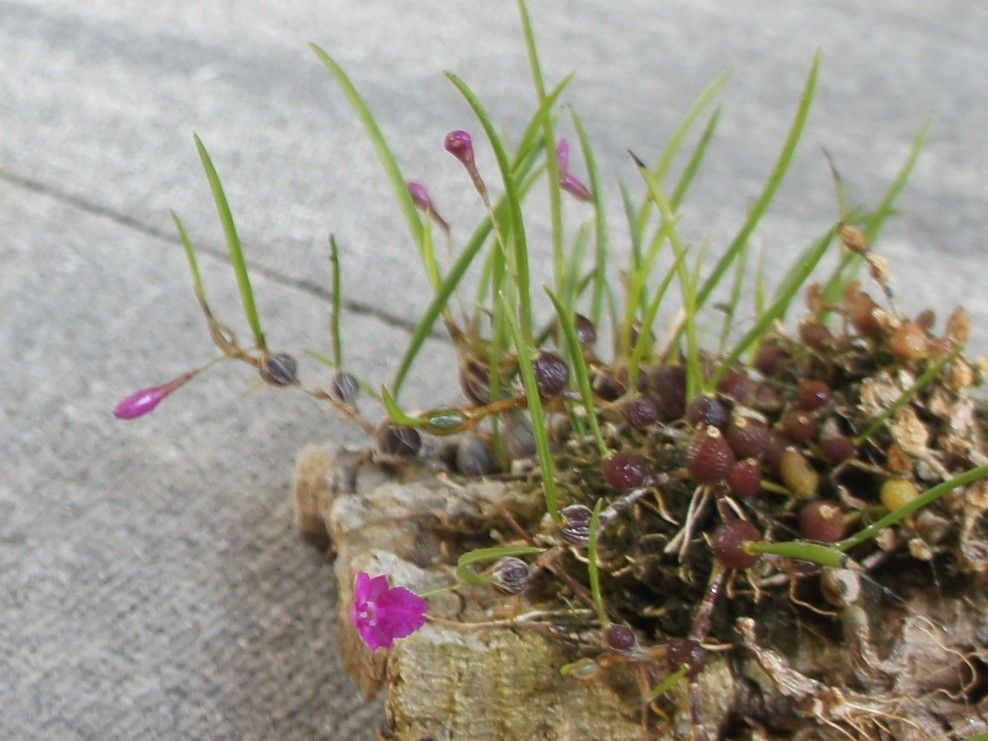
376,422,422,458
728,458,763,498
799,320,834,350
821,432,857,464
712,519,762,570
490,557,530,595
752,383,784,413
604,624,638,653
593,370,627,402
602,452,648,492
455,435,499,476
717,368,752,402
799,500,847,542
560,504,593,546
330,370,360,403
781,410,817,444
688,426,735,484
797,379,831,411
533,351,570,397
624,396,661,430
726,417,772,460
651,365,687,421
755,343,789,376
686,395,729,429
259,352,299,386
666,638,707,678
574,313,597,348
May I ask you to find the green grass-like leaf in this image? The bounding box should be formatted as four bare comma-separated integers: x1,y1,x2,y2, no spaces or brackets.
328,235,344,365
171,211,207,304
448,72,535,344
501,291,560,521
570,108,610,328
854,346,962,444
309,44,424,252
695,53,820,311
546,288,606,455
711,225,836,388
587,498,608,626
670,106,722,207
194,134,267,351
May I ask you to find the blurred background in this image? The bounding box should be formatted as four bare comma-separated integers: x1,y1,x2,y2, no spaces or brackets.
1,1,985,737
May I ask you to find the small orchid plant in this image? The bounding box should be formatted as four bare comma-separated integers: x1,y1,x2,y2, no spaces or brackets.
117,0,988,734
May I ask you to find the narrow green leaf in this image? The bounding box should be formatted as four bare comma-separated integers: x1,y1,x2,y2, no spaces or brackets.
719,228,750,351
670,106,722,208
587,499,608,626
635,70,731,235
381,386,427,427
448,73,534,341
712,226,836,388
628,245,688,389
501,291,560,521
171,211,207,303
649,665,689,702
746,540,845,568
309,44,424,251
854,346,961,444
546,288,606,455
696,53,820,310
328,235,344,366
456,544,546,586
570,108,610,329
194,134,266,351
837,464,988,553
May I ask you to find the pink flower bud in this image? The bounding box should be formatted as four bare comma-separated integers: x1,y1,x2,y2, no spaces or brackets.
555,138,571,174
407,180,432,211
443,129,475,167
561,172,592,202
113,372,193,420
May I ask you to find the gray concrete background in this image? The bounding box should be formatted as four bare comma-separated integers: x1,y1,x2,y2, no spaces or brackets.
1,1,986,738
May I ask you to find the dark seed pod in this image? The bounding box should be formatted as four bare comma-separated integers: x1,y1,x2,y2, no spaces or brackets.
455,435,498,476
503,413,537,460
798,500,847,542
604,624,638,653
799,320,834,350
728,458,763,498
781,410,817,444
717,368,752,403
459,359,490,406
726,417,772,460
489,557,530,595
688,426,735,484
666,638,707,678
376,422,422,458
330,371,360,403
574,313,597,348
712,519,762,570
797,379,831,411
914,308,936,331
593,370,627,402
533,351,570,397
560,504,593,546
651,365,687,421
624,396,661,430
686,395,729,429
259,352,299,386
755,343,789,376
820,421,857,464
602,452,648,492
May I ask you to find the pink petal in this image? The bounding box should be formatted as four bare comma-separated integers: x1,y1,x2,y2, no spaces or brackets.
561,173,592,202
357,621,394,651
555,138,571,174
376,586,428,639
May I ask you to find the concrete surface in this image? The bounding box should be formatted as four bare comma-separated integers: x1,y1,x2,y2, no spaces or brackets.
1,1,986,738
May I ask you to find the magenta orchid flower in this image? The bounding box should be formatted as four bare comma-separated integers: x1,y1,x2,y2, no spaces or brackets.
349,572,428,651
113,371,194,420
554,137,592,202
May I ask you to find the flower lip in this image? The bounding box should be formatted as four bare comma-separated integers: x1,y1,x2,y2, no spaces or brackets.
350,571,428,651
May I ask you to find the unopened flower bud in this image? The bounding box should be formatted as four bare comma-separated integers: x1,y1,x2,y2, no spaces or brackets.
113,372,194,420
490,557,530,595
407,180,432,211
445,129,487,200
560,173,592,202
555,138,571,173
330,371,360,403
